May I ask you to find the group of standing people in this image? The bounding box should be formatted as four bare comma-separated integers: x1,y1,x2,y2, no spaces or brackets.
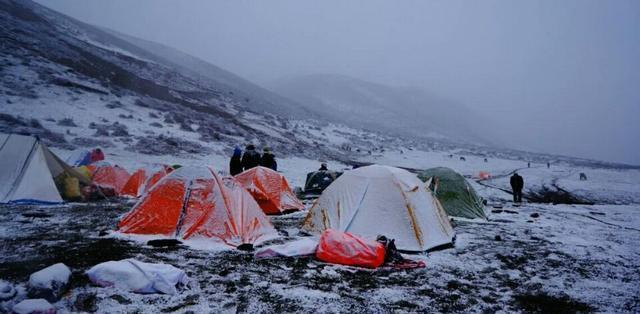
229,144,277,176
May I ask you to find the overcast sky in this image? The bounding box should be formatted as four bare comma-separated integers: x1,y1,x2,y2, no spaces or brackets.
36,0,640,164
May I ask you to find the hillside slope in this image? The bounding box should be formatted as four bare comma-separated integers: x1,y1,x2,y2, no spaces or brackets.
0,0,341,161
101,28,309,118
270,74,488,143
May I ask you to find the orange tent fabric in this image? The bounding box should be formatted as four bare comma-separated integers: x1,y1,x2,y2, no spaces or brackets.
121,165,171,197
86,164,97,173
118,166,278,247
316,229,386,269
477,171,491,180
234,166,304,215
91,163,130,195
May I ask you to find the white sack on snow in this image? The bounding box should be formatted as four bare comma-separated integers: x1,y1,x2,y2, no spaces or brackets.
86,259,188,295
12,299,55,314
255,237,319,258
28,263,71,290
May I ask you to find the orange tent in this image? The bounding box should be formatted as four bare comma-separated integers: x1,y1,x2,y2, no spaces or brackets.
118,166,278,248
234,166,304,215
91,163,130,195
121,165,172,198
316,229,386,269
477,171,491,180
85,160,109,174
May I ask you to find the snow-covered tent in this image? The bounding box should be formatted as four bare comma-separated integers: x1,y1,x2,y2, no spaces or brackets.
234,166,304,215
118,166,278,248
0,133,90,204
121,165,172,198
301,165,455,252
418,167,487,220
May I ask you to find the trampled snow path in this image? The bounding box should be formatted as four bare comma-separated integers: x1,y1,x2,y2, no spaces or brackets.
0,199,638,313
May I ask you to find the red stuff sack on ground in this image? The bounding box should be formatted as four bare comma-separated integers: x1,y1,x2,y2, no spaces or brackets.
315,229,386,269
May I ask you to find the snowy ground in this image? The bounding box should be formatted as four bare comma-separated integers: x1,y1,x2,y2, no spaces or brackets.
363,149,640,205
1,149,639,313
1,201,638,313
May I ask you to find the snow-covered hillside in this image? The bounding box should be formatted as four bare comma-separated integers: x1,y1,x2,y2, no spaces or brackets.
100,28,311,119
0,0,357,163
269,74,487,143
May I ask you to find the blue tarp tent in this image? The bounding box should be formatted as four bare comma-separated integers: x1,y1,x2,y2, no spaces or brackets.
66,149,91,167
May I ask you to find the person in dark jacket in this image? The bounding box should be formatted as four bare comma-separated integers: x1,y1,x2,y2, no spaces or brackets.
241,144,260,171
319,163,328,171
260,147,277,171
510,172,524,203
229,146,243,176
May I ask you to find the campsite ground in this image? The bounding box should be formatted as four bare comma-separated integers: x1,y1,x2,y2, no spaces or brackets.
1,199,639,313
1,149,640,313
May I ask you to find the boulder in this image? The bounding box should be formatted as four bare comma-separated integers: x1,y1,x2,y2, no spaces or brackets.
12,299,55,314
0,280,17,301
28,263,71,302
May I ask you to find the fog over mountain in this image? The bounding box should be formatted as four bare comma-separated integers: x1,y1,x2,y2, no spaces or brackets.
270,74,492,144
35,0,640,164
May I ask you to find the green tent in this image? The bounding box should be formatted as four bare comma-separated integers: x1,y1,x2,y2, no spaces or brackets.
418,167,487,220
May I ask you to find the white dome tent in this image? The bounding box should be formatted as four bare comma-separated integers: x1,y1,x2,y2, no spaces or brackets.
302,165,455,252
0,133,90,204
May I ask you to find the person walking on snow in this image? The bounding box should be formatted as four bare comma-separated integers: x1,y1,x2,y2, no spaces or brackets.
241,144,260,171
510,172,524,203
229,146,243,176
260,147,277,171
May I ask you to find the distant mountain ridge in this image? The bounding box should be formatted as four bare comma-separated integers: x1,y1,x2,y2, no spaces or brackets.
269,73,489,144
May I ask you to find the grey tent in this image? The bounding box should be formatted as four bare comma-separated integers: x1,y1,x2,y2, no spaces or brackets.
302,165,455,252
418,167,487,220
304,170,342,194
0,133,90,204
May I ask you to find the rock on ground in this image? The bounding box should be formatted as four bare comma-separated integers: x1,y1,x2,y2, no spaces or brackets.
28,263,71,302
0,280,17,301
12,298,55,314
